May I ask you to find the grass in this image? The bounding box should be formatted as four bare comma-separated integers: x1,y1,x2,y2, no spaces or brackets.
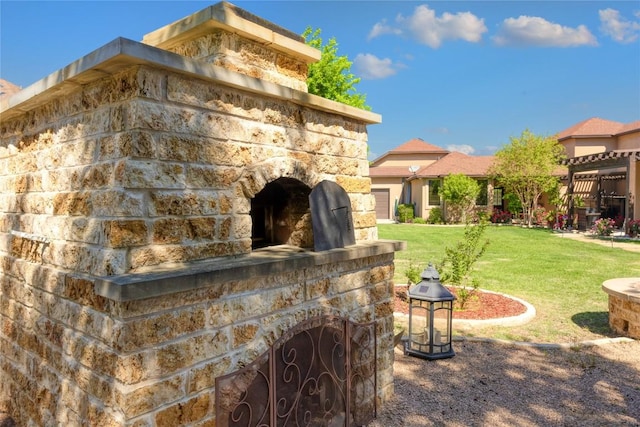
379,223,640,343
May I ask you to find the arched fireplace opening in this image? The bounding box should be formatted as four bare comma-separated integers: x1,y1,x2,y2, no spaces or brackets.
250,177,313,249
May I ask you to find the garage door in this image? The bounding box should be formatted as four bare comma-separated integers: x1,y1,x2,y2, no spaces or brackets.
372,189,390,220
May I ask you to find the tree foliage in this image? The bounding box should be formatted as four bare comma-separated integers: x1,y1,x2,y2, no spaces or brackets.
438,221,489,309
489,130,566,227
302,27,370,111
440,174,480,224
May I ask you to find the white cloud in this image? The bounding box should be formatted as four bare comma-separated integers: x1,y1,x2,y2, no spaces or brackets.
599,8,640,43
368,4,487,48
447,144,475,155
493,16,598,47
367,20,401,40
353,53,400,80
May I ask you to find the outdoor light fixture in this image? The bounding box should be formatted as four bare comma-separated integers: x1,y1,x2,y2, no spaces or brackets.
404,263,456,360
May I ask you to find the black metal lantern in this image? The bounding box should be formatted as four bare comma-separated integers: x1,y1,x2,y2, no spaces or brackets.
404,263,456,360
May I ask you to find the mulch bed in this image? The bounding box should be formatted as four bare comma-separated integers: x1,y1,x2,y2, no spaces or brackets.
394,285,527,320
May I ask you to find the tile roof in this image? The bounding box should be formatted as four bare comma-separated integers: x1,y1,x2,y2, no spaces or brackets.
557,117,626,140
618,120,640,135
389,138,449,154
368,166,414,178
417,152,494,177
0,79,21,100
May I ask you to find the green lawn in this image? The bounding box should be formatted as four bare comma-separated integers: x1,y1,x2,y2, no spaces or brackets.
378,223,640,343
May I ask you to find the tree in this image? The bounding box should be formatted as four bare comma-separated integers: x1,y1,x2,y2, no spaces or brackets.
438,221,489,309
490,129,566,227
440,173,480,224
302,27,370,111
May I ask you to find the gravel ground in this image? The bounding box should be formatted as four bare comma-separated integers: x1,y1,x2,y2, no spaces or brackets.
371,339,640,427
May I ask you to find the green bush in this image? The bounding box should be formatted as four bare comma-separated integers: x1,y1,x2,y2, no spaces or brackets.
404,259,422,286
413,217,427,224
427,207,444,224
397,204,415,223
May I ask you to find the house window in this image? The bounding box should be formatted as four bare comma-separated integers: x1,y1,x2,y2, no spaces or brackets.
493,188,503,208
428,180,441,206
476,180,488,206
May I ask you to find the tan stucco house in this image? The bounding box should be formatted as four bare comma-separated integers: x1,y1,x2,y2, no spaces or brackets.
370,117,639,228
369,138,495,221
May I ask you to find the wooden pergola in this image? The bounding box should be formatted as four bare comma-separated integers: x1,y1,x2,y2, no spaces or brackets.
564,149,640,229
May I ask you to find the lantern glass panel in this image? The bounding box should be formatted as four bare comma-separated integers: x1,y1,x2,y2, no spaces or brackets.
432,301,452,353
409,300,429,347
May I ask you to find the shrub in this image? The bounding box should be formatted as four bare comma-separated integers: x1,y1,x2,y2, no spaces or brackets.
490,209,511,224
397,204,415,223
441,174,480,223
404,260,422,286
474,209,491,223
592,218,615,236
413,217,427,224
427,207,444,224
629,219,640,237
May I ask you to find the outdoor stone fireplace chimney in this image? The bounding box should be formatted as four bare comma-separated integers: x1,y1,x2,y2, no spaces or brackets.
0,2,404,425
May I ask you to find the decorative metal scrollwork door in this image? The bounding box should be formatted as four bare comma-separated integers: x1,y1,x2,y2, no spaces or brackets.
216,316,377,427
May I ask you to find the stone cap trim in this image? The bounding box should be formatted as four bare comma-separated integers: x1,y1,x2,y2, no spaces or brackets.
0,37,381,124
142,1,321,64
94,240,406,301
602,277,640,304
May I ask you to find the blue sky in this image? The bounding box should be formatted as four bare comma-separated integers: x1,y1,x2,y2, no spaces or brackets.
2,1,639,159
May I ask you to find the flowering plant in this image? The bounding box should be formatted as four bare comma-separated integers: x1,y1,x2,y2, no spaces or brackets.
490,209,511,224
592,218,615,236
629,219,640,237
532,208,547,225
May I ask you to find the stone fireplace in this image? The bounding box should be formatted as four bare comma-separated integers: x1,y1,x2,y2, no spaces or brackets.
0,3,403,425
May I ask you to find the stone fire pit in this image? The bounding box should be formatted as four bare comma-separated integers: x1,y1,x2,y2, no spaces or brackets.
602,277,640,339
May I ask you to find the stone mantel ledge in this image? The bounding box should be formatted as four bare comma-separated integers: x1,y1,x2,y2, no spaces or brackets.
93,240,406,302
0,37,381,124
602,278,640,303
142,1,320,63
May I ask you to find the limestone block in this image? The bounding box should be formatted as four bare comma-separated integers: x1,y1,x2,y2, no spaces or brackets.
0,194,19,213
146,331,230,377
152,218,188,244
353,212,377,228
128,245,186,270
63,275,109,312
114,309,207,352
52,192,91,216
185,165,241,190
45,241,127,276
91,190,146,217
335,176,370,193
149,190,218,217
113,66,165,102
105,219,148,248
167,75,264,122
53,139,97,168
186,356,232,394
232,322,261,347
98,131,156,160
217,217,232,240
115,159,185,189
115,375,185,419
128,100,248,140
154,393,211,426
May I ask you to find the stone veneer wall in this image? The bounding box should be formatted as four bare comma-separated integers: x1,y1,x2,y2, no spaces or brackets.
1,246,396,425
1,64,377,277
604,278,640,339
0,4,400,424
